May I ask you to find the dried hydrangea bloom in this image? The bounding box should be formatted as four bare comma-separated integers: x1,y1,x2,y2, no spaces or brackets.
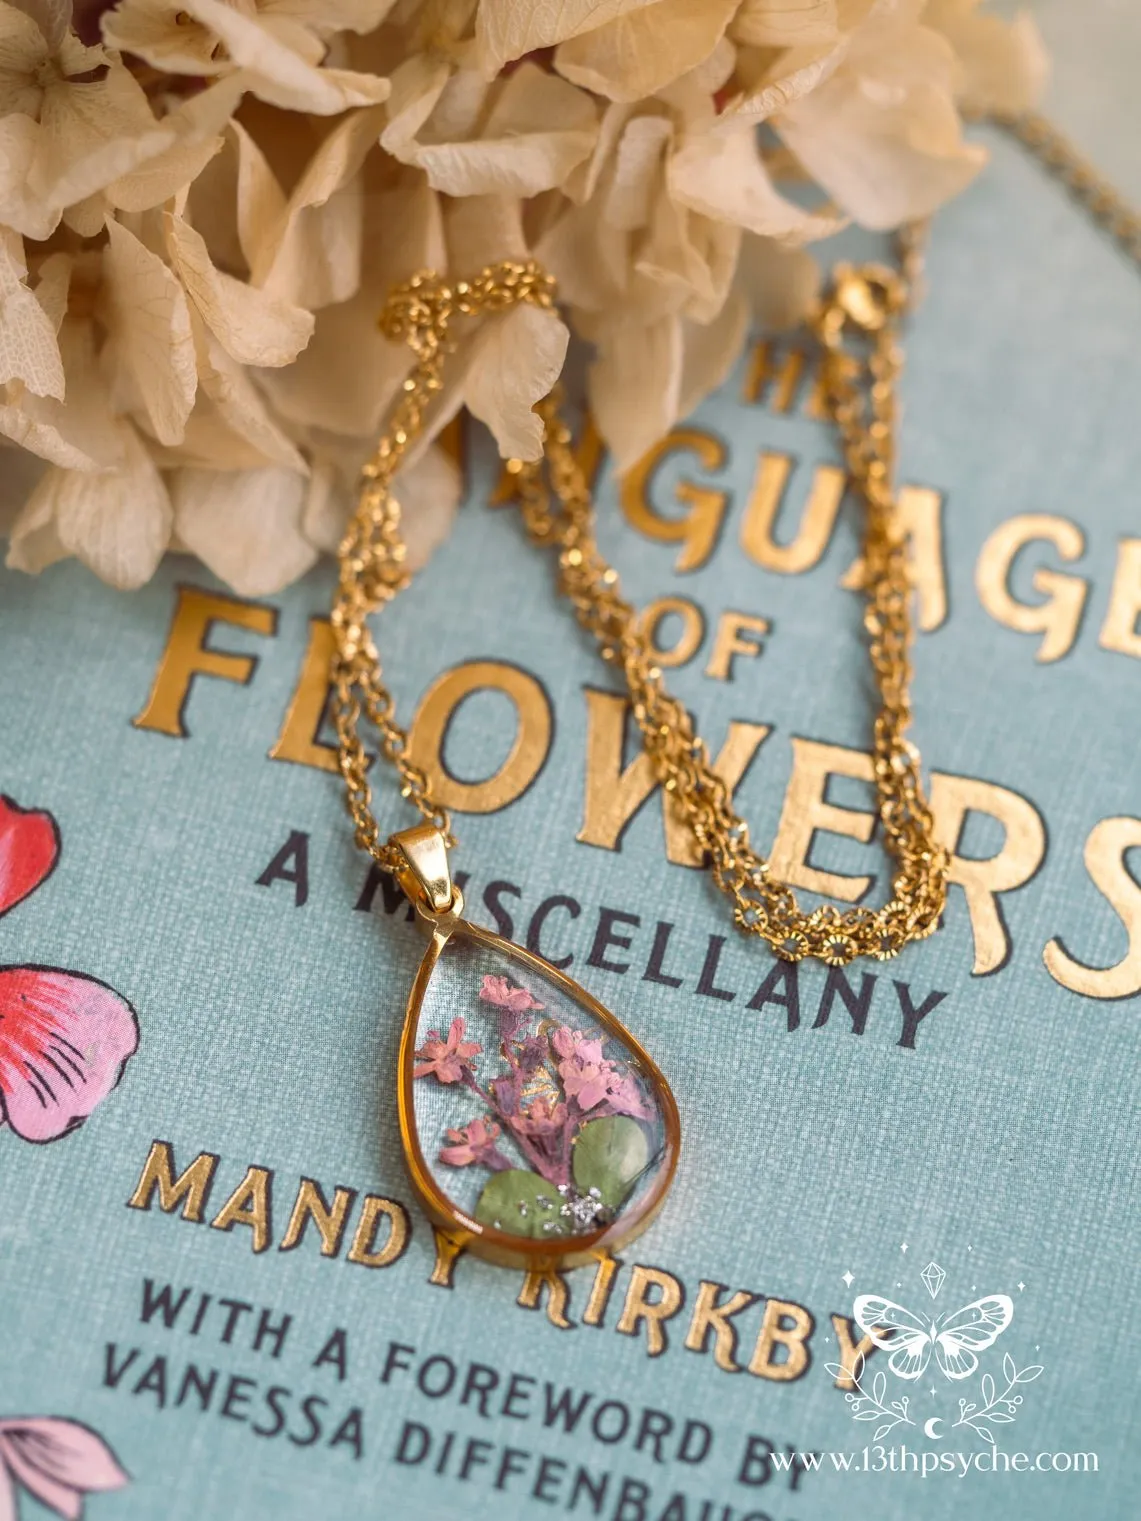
0,0,1047,593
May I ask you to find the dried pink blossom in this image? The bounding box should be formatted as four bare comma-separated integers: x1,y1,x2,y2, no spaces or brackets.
479,973,545,1014
438,1116,508,1168
413,1017,481,1084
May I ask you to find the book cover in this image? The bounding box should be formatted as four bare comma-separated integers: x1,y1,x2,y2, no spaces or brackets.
1,8,1138,1518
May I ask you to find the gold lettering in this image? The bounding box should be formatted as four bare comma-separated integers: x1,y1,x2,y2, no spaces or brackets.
428,1228,466,1287
347,1195,410,1268
616,1264,685,1357
740,453,845,575
279,1177,356,1257
705,610,770,682
407,660,552,814
1044,817,1141,1000
841,485,948,632
269,618,345,773
770,739,876,900
127,1141,217,1221
638,596,705,669
582,1255,622,1327
621,428,728,572
741,340,806,413
133,586,276,737
830,1314,879,1391
578,690,769,866
747,1297,814,1381
684,1281,758,1373
930,773,1048,976
517,1269,574,1329
210,1166,273,1254
1099,539,1141,659
975,514,1087,662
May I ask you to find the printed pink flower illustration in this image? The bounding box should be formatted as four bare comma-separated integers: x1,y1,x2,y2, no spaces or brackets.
0,796,138,1144
0,1416,128,1519
412,1017,481,1084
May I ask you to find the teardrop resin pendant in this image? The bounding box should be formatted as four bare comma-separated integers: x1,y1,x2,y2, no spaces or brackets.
391,826,679,1269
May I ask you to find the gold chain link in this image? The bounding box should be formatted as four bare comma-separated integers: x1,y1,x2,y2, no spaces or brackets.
330,113,1139,963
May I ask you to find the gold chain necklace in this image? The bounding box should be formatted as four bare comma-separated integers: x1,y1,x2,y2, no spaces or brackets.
329,113,1140,1269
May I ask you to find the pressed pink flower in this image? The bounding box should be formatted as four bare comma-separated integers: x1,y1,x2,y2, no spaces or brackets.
0,968,139,1143
512,1091,568,1136
0,1416,128,1519
413,1017,481,1084
551,1027,613,1111
479,974,544,1015
605,1073,652,1122
439,1116,503,1167
0,796,60,919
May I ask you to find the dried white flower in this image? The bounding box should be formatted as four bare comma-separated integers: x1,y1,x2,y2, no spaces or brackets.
0,0,1046,592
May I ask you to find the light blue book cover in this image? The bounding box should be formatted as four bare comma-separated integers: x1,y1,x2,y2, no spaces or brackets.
1,4,1139,1519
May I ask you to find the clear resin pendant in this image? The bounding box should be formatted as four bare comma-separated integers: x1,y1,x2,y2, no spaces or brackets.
391,826,679,1269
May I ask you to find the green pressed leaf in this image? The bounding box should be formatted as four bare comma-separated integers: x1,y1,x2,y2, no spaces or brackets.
572,1116,650,1209
474,1169,568,1239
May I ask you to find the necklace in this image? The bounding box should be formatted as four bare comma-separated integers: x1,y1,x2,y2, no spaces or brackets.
329,112,1141,1270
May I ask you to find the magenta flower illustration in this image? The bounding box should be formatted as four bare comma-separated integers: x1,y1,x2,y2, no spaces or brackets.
0,796,138,1144
414,971,659,1239
0,1417,128,1518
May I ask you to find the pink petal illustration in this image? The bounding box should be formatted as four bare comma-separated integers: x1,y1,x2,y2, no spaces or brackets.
0,1419,128,1519
0,969,139,1143
0,798,60,919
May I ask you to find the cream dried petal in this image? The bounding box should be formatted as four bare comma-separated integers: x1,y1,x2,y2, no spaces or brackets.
102,218,197,446
165,210,315,366
105,76,246,216
412,64,597,198
600,113,672,231
192,326,306,470
0,115,53,239
253,103,387,309
730,0,838,48
0,226,64,397
33,59,172,215
476,0,659,75
12,420,173,587
444,191,527,268
677,286,748,417
0,315,119,469
380,51,452,159
178,0,390,114
776,23,987,228
463,300,568,460
735,233,820,328
5,473,68,573
172,463,318,594
555,0,738,104
589,313,682,470
925,0,1047,114
263,179,443,439
259,0,398,39
670,122,842,241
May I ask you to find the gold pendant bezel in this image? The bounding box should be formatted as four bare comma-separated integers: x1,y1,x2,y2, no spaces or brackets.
396,914,681,1271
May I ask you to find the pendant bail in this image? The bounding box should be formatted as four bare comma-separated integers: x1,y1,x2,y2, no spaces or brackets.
389,824,459,918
